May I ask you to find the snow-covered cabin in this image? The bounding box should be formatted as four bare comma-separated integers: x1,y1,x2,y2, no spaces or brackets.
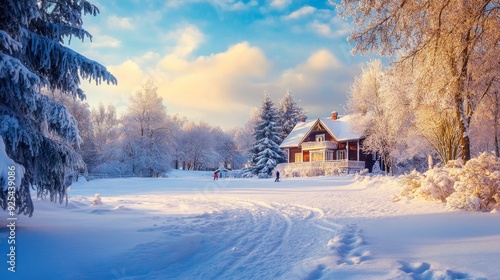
278,112,377,174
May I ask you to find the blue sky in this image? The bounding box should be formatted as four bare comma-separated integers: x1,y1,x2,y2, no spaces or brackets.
73,0,371,128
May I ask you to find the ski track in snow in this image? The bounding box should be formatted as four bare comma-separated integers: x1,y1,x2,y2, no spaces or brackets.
95,197,370,280
4,175,495,279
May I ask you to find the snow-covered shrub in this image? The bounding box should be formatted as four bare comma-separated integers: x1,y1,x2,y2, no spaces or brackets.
397,170,423,198
399,153,500,211
446,153,500,211
92,193,103,206
417,167,456,202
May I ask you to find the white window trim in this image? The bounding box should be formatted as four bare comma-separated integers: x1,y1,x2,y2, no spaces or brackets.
316,134,325,142
337,150,346,160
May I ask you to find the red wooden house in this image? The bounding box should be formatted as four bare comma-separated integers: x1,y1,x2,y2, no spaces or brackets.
278,112,376,175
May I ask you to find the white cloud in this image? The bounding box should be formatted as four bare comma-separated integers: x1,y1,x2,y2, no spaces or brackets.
267,49,357,118
90,34,121,48
81,46,361,128
82,40,271,128
135,51,161,66
280,49,341,82
155,41,271,114
107,15,135,30
81,25,122,49
270,0,291,9
165,25,205,58
308,18,351,39
232,0,258,10
309,20,333,38
283,6,316,20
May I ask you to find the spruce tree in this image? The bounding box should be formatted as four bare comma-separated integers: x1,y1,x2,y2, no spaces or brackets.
0,0,116,216
246,94,284,178
277,90,306,140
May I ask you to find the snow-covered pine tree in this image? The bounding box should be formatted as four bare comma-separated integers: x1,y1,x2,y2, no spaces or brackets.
245,94,285,178
0,0,116,216
277,90,307,140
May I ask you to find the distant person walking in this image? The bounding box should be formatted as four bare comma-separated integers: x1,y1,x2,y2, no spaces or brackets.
275,171,280,182
214,171,218,180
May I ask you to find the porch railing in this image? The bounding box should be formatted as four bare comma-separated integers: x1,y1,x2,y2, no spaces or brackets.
275,160,366,177
301,141,337,150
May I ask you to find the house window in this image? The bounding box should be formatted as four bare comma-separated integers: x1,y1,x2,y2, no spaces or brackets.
326,150,334,161
315,134,325,142
337,150,346,160
295,153,303,163
310,151,324,161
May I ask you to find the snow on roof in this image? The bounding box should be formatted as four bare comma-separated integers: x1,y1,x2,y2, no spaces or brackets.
279,119,317,148
279,115,361,148
319,116,361,142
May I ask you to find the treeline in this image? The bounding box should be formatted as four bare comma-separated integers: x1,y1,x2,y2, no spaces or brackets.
52,82,306,178
50,82,243,177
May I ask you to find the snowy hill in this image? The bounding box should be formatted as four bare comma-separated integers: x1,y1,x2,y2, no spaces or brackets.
0,173,498,279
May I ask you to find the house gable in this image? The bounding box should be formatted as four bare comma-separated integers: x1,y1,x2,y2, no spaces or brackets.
301,121,336,144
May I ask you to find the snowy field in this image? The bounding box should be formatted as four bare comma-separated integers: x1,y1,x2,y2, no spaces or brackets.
1,170,499,279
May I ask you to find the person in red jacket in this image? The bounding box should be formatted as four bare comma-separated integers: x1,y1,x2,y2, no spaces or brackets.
214,171,218,180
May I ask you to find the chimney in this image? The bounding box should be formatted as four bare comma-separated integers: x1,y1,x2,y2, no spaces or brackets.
331,111,338,120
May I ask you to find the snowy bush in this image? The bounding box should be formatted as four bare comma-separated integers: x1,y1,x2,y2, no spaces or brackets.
417,167,456,202
397,170,423,198
92,193,102,206
398,153,500,211
446,153,500,212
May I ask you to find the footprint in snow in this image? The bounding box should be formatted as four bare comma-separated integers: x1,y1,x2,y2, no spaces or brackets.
397,261,486,280
327,225,371,265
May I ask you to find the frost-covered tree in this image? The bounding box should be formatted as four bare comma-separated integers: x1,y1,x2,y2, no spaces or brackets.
211,126,239,169
45,89,95,173
348,60,396,174
471,86,500,158
277,90,307,140
0,0,116,215
231,107,260,168
121,81,173,177
245,94,285,178
348,60,438,174
338,0,500,161
177,122,217,170
89,103,121,174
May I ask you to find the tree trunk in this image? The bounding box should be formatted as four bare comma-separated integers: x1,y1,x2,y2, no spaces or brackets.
456,28,472,162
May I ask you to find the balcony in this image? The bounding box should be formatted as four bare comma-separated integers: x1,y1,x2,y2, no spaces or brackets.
301,141,337,151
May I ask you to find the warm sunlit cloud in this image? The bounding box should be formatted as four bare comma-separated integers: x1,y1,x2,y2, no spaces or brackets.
81,44,359,128
75,3,362,128
154,41,271,120
269,49,357,118
81,38,272,127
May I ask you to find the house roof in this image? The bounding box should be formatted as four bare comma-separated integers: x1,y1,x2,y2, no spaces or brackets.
279,119,317,148
279,115,361,148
